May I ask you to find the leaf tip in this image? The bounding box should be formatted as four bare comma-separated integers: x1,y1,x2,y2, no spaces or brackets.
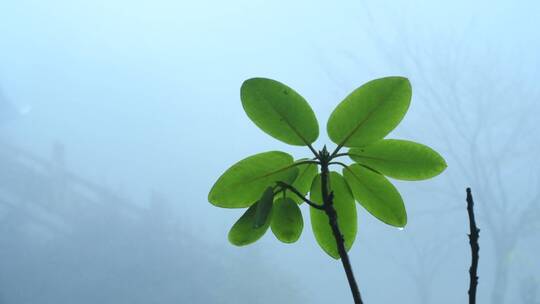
396,217,407,228
388,76,412,90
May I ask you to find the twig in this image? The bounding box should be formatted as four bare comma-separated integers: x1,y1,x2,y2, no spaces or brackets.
276,181,324,210
466,188,480,304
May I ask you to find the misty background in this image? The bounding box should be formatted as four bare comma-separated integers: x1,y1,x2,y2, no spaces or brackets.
1,0,539,303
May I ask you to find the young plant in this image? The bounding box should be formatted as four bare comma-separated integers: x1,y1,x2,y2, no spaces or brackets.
208,76,447,303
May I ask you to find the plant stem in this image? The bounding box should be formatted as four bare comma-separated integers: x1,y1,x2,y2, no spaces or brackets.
320,147,363,304
466,188,480,304
276,181,324,210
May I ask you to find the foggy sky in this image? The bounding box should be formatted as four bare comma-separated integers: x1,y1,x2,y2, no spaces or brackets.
1,0,539,303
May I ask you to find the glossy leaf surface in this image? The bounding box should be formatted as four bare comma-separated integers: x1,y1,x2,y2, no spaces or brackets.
241,78,319,146
289,160,318,203
327,77,411,147
254,187,274,228
209,151,298,208
228,201,273,246
271,197,303,243
310,172,357,259
348,139,447,180
343,164,406,227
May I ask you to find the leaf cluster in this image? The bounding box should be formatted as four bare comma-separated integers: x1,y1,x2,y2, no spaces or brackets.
208,77,446,258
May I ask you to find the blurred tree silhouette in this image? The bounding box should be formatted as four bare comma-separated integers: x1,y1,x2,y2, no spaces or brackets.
320,3,540,302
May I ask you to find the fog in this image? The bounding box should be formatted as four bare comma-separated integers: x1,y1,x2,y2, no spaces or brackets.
1,0,539,303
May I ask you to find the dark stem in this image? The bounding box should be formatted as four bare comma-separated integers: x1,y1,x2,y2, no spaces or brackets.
320,147,363,304
306,142,320,159
332,152,350,159
275,181,324,210
466,188,480,304
328,161,349,169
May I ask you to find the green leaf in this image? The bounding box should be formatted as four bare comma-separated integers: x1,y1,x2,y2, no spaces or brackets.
327,77,412,148
241,78,319,146
289,160,318,204
228,202,272,246
343,164,406,227
271,197,303,243
310,172,357,259
348,139,447,180
208,151,298,208
254,187,274,228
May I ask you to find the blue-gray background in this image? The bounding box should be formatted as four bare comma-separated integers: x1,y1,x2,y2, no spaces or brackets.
1,0,539,303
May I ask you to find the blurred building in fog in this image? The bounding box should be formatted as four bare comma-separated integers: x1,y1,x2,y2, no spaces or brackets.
0,138,303,304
